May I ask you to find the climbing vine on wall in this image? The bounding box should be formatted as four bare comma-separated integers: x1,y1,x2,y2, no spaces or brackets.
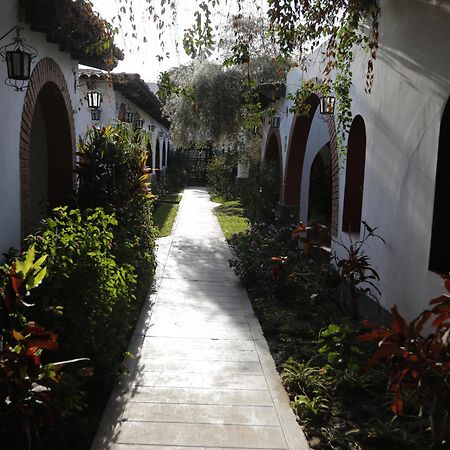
269,0,380,144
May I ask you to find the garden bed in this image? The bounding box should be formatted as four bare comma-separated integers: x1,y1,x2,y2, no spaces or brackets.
223,221,433,450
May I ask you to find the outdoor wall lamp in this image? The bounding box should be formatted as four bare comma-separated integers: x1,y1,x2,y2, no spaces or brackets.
148,122,156,132
320,95,336,115
0,26,38,91
135,118,144,129
85,90,102,109
271,116,281,128
90,108,101,121
125,111,134,123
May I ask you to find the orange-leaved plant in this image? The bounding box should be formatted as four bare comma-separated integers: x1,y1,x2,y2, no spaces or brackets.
358,278,450,445
0,246,87,448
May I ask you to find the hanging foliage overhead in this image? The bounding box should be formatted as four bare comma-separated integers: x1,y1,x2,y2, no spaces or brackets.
22,0,123,70
113,0,380,147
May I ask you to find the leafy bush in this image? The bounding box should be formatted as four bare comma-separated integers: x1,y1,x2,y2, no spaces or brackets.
228,221,297,289
0,247,86,449
27,207,137,378
360,278,450,446
165,150,192,191
77,124,156,282
206,151,238,200
238,160,280,223
318,322,365,373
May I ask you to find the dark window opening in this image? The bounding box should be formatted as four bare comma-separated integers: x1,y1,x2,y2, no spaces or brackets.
429,97,450,273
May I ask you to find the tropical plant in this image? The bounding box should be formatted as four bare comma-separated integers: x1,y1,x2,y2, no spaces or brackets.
77,123,157,282
0,247,86,449
333,221,385,317
359,278,450,446
281,358,332,421
318,321,364,373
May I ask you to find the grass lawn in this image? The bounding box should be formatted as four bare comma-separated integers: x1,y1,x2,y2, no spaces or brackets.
153,192,182,237
211,196,250,240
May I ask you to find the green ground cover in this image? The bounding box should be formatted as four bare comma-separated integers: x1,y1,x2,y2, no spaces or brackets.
153,193,182,237
211,196,250,240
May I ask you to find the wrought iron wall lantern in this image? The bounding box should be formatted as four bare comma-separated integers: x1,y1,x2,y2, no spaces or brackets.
0,26,38,91
271,116,281,128
125,111,134,123
85,89,102,109
90,108,101,121
319,95,336,115
148,122,156,132
135,118,144,129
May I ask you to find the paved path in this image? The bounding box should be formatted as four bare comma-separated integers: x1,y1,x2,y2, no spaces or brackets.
91,187,309,450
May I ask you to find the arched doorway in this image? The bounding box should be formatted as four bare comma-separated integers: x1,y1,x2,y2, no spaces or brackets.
162,140,166,167
282,95,320,219
155,139,161,180
308,144,332,228
264,132,281,168
20,58,75,234
29,83,73,225
429,96,450,273
342,115,366,234
118,103,126,122
263,131,282,203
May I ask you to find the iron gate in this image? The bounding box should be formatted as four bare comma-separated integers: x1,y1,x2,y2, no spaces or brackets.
185,147,213,184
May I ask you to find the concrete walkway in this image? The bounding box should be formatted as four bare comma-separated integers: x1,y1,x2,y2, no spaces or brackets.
91,187,309,450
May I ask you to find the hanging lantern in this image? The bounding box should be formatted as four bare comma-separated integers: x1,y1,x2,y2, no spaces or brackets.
320,95,336,115
271,116,281,128
86,90,102,109
0,26,38,91
135,118,144,129
125,111,134,123
90,108,101,121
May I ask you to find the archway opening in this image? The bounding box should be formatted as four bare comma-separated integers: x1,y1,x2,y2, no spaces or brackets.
155,139,161,180
283,95,320,217
429,97,450,273
308,143,332,246
264,132,282,203
29,82,73,226
342,115,366,234
118,103,126,122
162,140,167,167
146,141,152,168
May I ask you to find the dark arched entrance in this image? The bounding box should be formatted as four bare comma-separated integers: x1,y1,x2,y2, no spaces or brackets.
282,95,320,219
29,82,72,225
342,115,366,234
264,131,282,203
20,58,75,234
162,140,166,167
155,139,161,179
308,144,332,244
265,132,281,167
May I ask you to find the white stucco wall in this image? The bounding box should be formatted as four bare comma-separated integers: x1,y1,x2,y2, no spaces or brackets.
261,0,450,319
0,1,80,254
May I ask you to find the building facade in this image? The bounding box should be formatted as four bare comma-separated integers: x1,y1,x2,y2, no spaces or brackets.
261,0,450,319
